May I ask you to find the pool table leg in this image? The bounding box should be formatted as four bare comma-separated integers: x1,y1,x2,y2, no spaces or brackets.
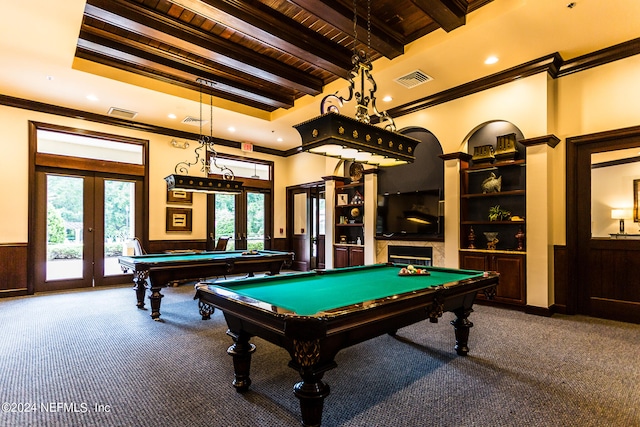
293,371,331,427
226,330,256,392
290,340,334,427
450,307,474,356
132,272,148,309
148,285,164,320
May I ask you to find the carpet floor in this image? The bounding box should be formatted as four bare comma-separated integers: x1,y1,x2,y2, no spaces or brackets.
0,283,638,427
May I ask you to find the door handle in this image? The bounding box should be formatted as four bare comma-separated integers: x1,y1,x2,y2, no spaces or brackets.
88,227,93,232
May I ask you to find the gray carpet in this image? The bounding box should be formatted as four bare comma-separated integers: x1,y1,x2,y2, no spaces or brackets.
0,283,638,427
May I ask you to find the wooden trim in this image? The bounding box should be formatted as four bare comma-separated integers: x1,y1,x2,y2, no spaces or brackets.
2,38,639,159
35,153,146,176
520,134,560,148
525,305,554,317
558,37,640,77
0,243,28,295
1,94,288,157
439,152,472,161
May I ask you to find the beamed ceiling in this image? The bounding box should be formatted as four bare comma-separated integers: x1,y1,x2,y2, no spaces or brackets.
75,0,492,113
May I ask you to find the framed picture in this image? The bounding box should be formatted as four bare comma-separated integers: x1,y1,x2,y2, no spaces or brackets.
167,190,193,204
337,193,348,206
166,207,192,232
634,179,640,222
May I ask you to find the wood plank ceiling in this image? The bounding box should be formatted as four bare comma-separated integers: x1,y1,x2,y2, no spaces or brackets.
75,0,492,113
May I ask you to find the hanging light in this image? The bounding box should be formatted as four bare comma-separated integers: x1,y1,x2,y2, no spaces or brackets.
294,0,419,165
165,78,243,194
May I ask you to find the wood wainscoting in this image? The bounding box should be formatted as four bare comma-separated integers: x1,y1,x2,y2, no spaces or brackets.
0,243,29,297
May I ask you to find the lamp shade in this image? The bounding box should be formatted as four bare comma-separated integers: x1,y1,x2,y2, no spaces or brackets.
611,209,632,219
295,112,420,164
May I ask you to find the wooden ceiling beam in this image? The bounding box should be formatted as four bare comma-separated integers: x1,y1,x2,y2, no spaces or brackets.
76,39,286,111
77,30,295,109
285,0,405,59
166,0,353,76
84,0,323,96
411,0,468,32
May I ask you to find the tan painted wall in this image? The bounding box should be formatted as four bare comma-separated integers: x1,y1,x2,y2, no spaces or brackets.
3,53,640,308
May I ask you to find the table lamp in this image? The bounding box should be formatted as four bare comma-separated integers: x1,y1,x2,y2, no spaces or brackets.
611,209,632,234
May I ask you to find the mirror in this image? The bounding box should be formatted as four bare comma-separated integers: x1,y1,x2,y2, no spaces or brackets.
590,148,640,237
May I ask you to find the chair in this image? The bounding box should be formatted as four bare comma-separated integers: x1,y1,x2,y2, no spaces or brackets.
214,237,229,251
132,237,146,255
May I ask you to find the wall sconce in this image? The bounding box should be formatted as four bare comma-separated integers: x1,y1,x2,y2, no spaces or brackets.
611,208,632,234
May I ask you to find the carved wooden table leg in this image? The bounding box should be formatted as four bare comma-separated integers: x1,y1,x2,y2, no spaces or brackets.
291,339,333,427
132,272,148,309
226,330,256,392
198,300,215,320
450,307,474,356
148,285,164,320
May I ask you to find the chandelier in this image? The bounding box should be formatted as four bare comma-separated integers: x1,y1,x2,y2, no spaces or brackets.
294,0,419,166
165,78,243,194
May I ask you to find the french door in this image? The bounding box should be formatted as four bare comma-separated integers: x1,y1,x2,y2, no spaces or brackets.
210,189,271,251
34,168,143,291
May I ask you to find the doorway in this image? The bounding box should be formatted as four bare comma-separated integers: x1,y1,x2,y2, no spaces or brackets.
28,121,148,293
567,125,640,323
287,182,325,271
33,170,143,291
209,189,271,251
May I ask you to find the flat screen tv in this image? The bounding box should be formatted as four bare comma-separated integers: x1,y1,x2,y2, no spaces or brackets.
376,189,443,237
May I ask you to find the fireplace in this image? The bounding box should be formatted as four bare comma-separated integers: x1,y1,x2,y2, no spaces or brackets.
387,245,433,266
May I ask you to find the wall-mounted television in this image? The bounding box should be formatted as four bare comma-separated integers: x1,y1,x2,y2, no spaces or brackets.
376,189,443,237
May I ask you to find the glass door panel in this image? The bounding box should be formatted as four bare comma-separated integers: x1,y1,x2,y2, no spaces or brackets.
104,180,136,276
46,175,85,281
215,194,237,250
246,192,266,250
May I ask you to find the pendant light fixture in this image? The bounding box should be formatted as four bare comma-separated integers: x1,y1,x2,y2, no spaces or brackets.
294,0,420,166
165,78,243,194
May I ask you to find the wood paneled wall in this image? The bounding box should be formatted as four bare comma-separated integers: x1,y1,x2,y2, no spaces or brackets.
0,244,29,297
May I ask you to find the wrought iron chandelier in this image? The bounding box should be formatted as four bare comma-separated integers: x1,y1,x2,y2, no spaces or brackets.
165,78,243,194
294,0,419,166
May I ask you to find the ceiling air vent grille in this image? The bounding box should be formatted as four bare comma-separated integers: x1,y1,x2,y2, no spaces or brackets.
394,70,433,89
107,107,138,119
182,116,207,126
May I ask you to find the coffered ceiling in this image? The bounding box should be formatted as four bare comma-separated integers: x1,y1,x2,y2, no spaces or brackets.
75,0,490,113
1,1,640,152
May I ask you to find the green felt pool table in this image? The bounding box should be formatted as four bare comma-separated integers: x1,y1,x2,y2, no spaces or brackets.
118,249,293,320
194,263,498,427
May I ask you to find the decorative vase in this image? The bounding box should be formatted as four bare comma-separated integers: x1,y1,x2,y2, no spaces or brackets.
483,232,499,250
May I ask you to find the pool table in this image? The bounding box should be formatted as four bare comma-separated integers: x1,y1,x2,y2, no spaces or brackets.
118,249,293,320
194,263,498,427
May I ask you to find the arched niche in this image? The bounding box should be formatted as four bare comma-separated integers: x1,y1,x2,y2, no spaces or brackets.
463,120,526,163
377,127,444,194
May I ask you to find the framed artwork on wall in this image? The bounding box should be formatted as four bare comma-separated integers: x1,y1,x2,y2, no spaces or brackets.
166,207,192,232
167,190,193,204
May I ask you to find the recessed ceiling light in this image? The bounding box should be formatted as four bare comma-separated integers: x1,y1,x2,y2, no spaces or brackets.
484,56,499,65
168,113,177,119
86,94,99,101
382,96,393,102
277,137,283,142
228,126,236,132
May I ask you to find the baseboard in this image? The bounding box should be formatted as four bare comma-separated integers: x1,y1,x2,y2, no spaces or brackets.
525,305,554,317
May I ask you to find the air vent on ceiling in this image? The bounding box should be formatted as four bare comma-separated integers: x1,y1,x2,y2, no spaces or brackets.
107,107,138,119
393,70,433,89
182,116,207,126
